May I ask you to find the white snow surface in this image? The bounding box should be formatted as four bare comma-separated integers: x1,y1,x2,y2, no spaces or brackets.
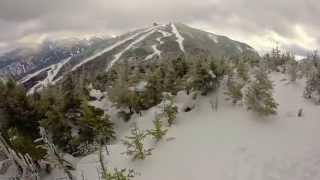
77,72,320,180
171,23,185,53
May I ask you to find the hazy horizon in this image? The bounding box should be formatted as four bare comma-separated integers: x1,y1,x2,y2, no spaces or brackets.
1,0,319,57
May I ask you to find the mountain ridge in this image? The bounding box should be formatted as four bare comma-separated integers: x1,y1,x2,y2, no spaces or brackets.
0,23,259,93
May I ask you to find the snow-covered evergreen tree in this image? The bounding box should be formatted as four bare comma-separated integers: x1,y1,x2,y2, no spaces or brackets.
288,60,298,82
121,126,152,160
106,168,137,180
304,66,320,102
237,61,249,82
147,116,168,141
162,94,178,126
245,69,278,115
224,72,244,104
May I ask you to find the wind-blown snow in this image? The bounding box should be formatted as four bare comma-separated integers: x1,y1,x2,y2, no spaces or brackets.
72,28,153,72
77,72,320,180
106,27,159,71
171,23,185,53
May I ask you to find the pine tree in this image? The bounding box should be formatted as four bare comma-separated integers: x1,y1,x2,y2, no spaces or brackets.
0,79,44,160
172,57,189,78
237,61,249,82
288,60,298,82
224,72,244,104
189,59,219,95
78,99,115,145
106,168,136,180
121,126,152,160
144,68,164,106
304,65,320,101
147,116,168,141
162,94,178,126
245,69,278,115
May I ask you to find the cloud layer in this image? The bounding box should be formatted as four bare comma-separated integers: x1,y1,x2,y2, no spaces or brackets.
1,0,319,56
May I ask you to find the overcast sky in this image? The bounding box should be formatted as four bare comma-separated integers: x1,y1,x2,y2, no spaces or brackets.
0,0,319,56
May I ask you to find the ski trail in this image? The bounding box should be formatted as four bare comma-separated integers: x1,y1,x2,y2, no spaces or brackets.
171,23,185,53
26,57,72,94
145,28,173,60
145,44,161,60
106,27,158,71
20,66,51,84
72,28,153,72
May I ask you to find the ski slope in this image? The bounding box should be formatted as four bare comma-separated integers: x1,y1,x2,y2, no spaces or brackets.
106,26,160,71
72,27,154,72
145,28,173,60
145,44,161,60
77,72,320,180
26,57,72,94
171,23,185,53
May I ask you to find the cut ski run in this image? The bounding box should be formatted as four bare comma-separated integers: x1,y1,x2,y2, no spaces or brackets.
74,72,320,180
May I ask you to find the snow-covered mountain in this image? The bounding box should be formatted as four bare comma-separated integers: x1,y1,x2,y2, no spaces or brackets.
0,37,110,80
1,23,258,93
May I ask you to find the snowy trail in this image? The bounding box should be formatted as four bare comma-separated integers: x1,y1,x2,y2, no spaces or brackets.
78,72,320,180
72,28,153,72
106,27,159,71
171,23,185,53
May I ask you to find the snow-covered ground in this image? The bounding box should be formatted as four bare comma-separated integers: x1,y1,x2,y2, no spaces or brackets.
75,72,320,180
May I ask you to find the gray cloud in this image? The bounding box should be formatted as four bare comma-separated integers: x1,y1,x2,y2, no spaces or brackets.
0,0,319,56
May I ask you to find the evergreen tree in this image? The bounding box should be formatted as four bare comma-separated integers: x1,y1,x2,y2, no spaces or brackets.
122,126,152,160
144,68,164,106
288,60,298,82
224,72,244,104
147,116,168,141
245,69,278,115
78,99,115,145
106,168,136,180
304,65,320,101
237,61,250,82
172,57,189,78
162,94,178,126
0,79,44,160
189,59,220,95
